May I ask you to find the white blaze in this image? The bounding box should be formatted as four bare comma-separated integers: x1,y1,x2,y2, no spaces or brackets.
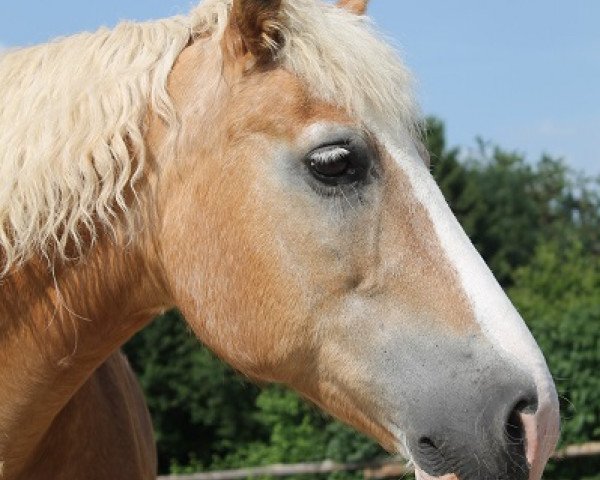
380,132,560,477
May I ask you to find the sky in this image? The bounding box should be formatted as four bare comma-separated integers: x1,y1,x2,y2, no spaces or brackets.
1,1,598,176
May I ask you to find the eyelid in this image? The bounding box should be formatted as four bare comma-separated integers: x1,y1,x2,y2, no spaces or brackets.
309,146,351,164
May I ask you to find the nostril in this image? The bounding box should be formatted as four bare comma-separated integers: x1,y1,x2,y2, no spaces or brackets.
505,404,526,444
417,436,447,472
505,395,536,441
418,436,439,453
512,395,542,471
504,395,538,471
517,392,539,415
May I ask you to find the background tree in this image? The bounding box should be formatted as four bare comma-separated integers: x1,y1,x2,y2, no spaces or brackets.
509,239,600,480
124,311,264,472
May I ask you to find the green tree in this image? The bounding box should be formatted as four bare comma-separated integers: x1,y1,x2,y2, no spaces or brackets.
214,387,384,479
509,239,600,444
427,117,600,286
509,239,600,479
124,311,264,473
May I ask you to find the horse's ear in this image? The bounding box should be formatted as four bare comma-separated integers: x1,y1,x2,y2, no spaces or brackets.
227,0,284,67
337,0,369,15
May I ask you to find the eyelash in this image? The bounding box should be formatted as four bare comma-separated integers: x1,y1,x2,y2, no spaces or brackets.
304,141,373,198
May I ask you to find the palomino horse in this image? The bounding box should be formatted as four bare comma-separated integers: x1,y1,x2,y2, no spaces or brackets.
0,0,559,479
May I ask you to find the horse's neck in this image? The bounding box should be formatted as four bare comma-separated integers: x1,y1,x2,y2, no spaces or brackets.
0,239,167,478
16,351,157,480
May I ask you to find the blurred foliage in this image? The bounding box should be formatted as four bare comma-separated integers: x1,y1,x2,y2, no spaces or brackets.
426,117,600,286
509,239,600,448
124,310,264,472
124,117,599,479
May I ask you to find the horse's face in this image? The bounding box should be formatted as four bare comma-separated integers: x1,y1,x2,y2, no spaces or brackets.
156,1,559,479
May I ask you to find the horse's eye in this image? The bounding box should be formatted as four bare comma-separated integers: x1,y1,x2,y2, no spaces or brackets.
305,144,369,187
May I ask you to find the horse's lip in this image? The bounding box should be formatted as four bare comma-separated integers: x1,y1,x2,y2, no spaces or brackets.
415,468,459,480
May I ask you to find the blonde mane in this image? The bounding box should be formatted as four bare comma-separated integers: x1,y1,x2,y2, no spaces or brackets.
0,0,419,275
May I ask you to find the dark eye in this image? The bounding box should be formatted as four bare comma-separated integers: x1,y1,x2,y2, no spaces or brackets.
305,142,370,187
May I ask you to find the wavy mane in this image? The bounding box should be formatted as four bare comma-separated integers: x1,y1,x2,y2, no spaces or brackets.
0,0,419,274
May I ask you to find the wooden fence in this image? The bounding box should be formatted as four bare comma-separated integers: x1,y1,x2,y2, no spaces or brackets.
158,442,600,480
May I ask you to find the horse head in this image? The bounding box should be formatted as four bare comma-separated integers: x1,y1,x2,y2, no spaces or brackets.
148,1,560,479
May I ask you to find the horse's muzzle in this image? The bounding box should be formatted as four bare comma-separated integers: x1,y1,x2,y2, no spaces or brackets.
407,374,538,480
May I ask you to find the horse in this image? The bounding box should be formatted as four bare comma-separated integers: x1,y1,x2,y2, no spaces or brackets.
0,0,560,479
